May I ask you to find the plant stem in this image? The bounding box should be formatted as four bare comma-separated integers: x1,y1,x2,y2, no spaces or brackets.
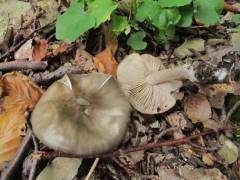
146,66,197,85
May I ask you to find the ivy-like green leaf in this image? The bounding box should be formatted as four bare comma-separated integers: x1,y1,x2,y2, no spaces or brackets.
135,0,160,22
56,1,95,42
158,0,192,7
211,0,224,14
127,31,147,50
193,0,220,25
109,14,130,34
87,0,118,27
152,8,181,30
157,26,176,42
232,14,240,25
177,5,193,27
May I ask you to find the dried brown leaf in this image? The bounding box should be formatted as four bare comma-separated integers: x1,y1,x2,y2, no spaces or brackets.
32,39,49,61
94,48,118,77
14,39,33,60
0,106,25,169
178,165,228,180
0,72,43,169
1,72,43,110
183,94,212,123
51,42,72,56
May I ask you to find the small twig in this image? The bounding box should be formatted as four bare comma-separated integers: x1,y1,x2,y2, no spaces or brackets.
32,66,84,84
0,60,47,71
1,130,32,180
154,127,180,143
22,10,45,29
0,29,38,61
188,141,219,152
85,158,100,180
112,158,156,179
224,100,240,125
27,124,39,180
39,125,240,160
224,2,240,13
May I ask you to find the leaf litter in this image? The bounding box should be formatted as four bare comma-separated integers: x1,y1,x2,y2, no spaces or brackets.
1,0,240,180
0,72,42,170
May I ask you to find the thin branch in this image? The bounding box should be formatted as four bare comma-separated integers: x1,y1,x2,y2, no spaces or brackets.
28,126,39,180
85,158,100,180
1,130,32,180
39,125,240,160
0,30,38,61
224,100,240,125
188,141,219,152
22,10,45,29
32,66,84,84
0,60,47,71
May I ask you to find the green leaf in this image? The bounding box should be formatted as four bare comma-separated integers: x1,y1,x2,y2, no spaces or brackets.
193,0,220,25
127,31,147,50
56,1,95,42
218,134,238,164
87,0,118,27
237,25,240,33
109,14,130,34
135,0,160,22
177,5,193,27
157,26,176,42
174,38,205,58
232,14,240,25
158,0,192,7
211,0,224,14
152,8,181,30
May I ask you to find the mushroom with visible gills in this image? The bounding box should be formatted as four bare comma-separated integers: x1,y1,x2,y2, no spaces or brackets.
117,53,197,114
30,72,130,155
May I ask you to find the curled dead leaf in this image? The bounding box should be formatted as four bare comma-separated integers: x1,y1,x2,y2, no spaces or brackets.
51,42,72,56
0,72,43,110
94,48,118,77
94,26,118,77
0,72,42,169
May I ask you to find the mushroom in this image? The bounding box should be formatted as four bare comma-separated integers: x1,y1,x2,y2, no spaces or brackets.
30,72,130,155
117,53,197,114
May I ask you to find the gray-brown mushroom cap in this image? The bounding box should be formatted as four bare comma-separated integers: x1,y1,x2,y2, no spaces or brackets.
30,72,130,155
117,53,183,114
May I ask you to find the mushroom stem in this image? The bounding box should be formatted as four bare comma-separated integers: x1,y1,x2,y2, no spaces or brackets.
146,66,197,85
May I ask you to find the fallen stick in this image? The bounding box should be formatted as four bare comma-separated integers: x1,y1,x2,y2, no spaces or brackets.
39,125,240,160
0,60,47,71
32,66,84,84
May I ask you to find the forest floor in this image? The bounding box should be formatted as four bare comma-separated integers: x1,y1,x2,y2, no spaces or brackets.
0,0,240,180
